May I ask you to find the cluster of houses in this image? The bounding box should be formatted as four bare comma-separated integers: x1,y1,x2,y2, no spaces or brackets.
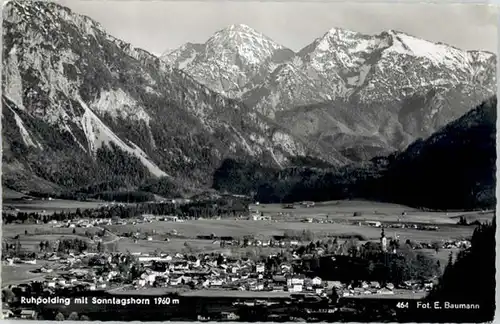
49,214,186,228
388,223,439,231
403,239,471,250
141,214,182,222
281,201,315,209
50,218,112,228
130,253,327,295
3,250,332,303
340,281,395,297
192,234,302,248
333,278,436,297
441,239,471,249
352,220,439,231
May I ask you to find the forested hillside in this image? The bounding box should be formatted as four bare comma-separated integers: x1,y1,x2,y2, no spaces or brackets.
213,97,497,210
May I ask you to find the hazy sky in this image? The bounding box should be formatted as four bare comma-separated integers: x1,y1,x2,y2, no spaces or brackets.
58,1,498,56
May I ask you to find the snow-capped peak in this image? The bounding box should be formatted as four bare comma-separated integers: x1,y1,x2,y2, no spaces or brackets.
205,24,285,66
383,30,469,66
161,23,291,97
226,23,256,32
325,27,362,39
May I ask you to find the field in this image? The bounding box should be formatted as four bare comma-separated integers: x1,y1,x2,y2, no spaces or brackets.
252,200,493,225
2,199,489,278
2,188,27,200
115,237,229,254
106,218,476,243
2,224,117,257
3,198,109,214
2,261,52,286
449,211,495,224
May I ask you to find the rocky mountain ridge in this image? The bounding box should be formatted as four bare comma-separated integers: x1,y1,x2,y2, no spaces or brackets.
163,25,496,160
2,1,341,196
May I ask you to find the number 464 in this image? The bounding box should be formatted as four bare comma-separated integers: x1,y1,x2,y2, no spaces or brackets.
396,302,409,309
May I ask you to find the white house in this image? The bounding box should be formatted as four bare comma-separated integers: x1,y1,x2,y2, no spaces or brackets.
287,278,304,286
378,288,394,295
2,309,14,318
138,256,171,263
210,279,223,286
311,277,322,286
256,264,265,273
289,284,303,292
315,287,324,295
366,221,382,227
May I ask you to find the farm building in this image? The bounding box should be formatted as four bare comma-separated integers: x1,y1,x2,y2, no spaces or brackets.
19,309,37,320
300,201,315,208
162,216,179,222
366,221,382,227
251,215,272,221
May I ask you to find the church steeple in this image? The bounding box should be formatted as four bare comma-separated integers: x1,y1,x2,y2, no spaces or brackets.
380,228,387,252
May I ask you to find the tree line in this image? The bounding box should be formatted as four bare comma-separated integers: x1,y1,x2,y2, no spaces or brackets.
2,198,250,225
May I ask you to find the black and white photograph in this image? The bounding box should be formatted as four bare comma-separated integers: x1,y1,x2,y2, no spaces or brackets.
1,0,497,322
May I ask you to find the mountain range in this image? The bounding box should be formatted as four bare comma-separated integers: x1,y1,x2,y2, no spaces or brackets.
163,24,496,161
2,1,496,209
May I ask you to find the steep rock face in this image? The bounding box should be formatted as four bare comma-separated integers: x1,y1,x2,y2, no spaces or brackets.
242,62,334,119
2,1,332,195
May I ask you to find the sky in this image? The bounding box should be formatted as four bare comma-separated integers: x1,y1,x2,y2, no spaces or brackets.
58,1,498,57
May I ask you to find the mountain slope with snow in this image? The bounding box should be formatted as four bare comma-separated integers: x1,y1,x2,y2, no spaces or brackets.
2,1,339,195
161,24,293,98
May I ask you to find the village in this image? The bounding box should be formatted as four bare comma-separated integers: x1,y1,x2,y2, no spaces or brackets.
2,197,485,321
3,218,469,321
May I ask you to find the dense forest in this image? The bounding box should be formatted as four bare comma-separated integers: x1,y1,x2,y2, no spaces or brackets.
427,218,496,321
213,97,497,210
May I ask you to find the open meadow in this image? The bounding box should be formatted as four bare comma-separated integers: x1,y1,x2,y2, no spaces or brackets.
252,200,493,225
1,260,52,286
2,198,109,214
115,237,229,254
3,199,489,261
105,218,477,243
